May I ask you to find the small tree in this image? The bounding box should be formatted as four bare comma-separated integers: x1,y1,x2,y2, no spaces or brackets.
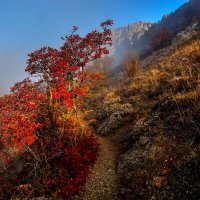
150,27,173,51
25,20,113,136
123,52,141,77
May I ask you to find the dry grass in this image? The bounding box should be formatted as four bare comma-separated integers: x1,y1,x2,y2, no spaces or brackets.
88,33,200,199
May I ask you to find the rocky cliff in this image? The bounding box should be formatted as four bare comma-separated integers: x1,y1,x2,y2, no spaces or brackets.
110,0,200,71
110,21,153,62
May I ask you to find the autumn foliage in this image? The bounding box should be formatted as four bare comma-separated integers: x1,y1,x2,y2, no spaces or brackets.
0,20,112,199
123,53,141,77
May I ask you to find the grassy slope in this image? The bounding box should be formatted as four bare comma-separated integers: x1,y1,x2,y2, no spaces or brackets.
87,33,200,199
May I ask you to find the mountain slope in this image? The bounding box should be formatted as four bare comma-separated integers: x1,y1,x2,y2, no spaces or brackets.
77,1,200,199
86,29,200,199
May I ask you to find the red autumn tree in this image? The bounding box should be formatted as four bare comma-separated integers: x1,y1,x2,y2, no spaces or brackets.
25,20,113,133
0,20,113,199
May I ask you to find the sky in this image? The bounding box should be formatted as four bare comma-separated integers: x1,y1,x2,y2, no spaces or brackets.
0,0,188,95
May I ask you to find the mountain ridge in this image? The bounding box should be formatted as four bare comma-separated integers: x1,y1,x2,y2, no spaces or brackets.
110,0,200,69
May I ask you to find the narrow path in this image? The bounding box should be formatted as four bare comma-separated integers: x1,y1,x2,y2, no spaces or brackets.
72,135,119,200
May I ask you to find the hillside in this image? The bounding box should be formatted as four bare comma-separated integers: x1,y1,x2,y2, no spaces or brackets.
82,27,200,199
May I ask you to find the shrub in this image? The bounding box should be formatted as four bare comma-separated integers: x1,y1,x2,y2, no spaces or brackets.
123,53,141,77
0,20,112,199
0,130,99,199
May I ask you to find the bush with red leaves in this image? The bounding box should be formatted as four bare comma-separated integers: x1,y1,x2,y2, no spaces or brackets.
0,132,99,199
44,134,99,197
0,20,112,199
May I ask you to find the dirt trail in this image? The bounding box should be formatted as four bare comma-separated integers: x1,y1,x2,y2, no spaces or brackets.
72,135,120,200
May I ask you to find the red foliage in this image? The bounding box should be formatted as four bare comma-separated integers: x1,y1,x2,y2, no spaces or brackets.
44,134,99,197
25,20,113,119
0,79,46,150
0,133,98,198
0,20,112,198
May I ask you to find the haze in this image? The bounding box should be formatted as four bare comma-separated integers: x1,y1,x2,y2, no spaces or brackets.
0,0,188,95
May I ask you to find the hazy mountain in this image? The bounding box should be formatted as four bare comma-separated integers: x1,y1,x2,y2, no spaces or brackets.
110,0,200,70
110,21,154,64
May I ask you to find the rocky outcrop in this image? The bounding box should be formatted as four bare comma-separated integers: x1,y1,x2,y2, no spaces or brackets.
110,22,153,58
91,91,135,136
96,103,134,136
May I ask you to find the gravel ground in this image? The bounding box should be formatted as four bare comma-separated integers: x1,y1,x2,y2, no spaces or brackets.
71,136,119,200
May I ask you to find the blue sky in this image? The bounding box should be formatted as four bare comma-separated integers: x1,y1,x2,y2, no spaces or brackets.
0,0,188,94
